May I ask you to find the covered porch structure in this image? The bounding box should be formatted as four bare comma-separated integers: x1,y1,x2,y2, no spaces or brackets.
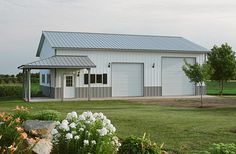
18,55,96,102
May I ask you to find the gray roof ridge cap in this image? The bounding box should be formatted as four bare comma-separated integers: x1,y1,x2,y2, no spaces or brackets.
42,30,182,38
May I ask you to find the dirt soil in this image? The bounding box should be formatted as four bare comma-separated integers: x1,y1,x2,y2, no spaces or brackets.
129,96,236,108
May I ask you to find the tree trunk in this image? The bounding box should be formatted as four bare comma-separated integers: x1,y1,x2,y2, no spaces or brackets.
200,83,203,108
220,80,224,96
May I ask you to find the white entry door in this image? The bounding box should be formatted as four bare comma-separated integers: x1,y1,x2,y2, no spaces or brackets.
162,57,195,96
64,75,75,98
112,63,143,97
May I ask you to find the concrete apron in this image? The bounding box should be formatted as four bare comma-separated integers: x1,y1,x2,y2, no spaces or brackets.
30,95,216,102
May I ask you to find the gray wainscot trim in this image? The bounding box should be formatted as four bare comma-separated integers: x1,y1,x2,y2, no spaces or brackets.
144,86,162,96
195,86,207,95
54,87,61,99
76,87,112,98
40,85,54,98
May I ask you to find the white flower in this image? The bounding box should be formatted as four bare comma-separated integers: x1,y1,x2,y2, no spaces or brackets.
78,115,86,121
74,135,80,140
107,124,116,132
65,133,73,140
59,122,70,131
69,122,76,128
97,127,108,136
89,115,96,122
91,140,96,145
62,120,69,125
118,143,121,147
66,111,78,121
83,140,89,145
71,131,77,135
51,128,58,135
111,141,115,145
55,121,60,126
79,128,84,132
85,120,91,124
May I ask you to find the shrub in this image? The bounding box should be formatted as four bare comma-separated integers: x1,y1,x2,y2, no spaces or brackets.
51,111,121,154
119,133,166,154
33,110,61,121
0,85,22,97
202,143,236,154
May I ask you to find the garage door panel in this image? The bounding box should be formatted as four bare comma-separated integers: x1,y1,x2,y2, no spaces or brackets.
162,57,195,96
112,63,143,97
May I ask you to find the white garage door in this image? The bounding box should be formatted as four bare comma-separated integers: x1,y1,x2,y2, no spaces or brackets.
162,57,195,96
112,63,143,97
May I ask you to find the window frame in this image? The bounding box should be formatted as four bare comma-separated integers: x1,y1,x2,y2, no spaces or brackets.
90,74,96,84
103,74,107,84
42,74,45,84
65,76,73,87
96,74,102,84
47,74,51,84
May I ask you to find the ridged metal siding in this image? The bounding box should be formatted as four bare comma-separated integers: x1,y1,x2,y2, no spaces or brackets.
19,56,96,69
42,31,209,52
195,86,207,95
144,86,162,96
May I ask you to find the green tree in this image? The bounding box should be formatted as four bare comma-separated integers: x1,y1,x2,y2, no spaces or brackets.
207,43,236,95
182,62,210,107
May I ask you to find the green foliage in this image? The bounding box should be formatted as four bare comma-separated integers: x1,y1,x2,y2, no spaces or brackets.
0,107,36,153
0,83,41,97
119,133,165,154
207,43,236,95
33,110,61,121
0,85,22,97
0,73,39,84
12,106,32,121
202,143,236,154
182,61,210,84
182,61,210,107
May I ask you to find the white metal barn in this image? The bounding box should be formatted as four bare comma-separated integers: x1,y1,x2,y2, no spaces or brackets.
19,31,209,101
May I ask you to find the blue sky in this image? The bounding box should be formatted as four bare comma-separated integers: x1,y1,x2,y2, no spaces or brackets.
0,0,235,74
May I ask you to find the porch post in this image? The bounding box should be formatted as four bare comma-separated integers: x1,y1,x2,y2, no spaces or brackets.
87,68,91,101
24,69,28,101
27,69,31,102
61,74,64,102
22,69,25,100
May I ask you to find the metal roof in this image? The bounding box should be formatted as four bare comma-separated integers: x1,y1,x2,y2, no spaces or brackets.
18,55,96,69
36,31,209,56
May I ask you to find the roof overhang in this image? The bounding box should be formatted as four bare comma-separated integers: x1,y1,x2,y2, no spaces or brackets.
18,55,96,69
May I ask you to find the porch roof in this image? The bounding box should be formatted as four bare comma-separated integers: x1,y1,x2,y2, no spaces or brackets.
18,55,96,69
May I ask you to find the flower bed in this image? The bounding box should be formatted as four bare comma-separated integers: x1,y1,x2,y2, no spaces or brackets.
51,111,121,154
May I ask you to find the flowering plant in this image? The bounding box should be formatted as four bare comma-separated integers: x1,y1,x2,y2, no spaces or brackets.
51,111,121,154
0,106,39,153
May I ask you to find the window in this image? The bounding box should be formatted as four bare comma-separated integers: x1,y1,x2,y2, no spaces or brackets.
90,74,95,83
96,74,102,83
103,74,107,84
84,73,107,84
42,74,45,84
66,76,73,87
47,74,51,84
84,74,88,84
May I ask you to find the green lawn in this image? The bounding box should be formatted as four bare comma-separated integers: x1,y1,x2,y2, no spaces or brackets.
206,80,236,95
0,97,236,153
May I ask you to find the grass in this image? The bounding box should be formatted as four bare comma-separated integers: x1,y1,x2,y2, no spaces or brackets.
0,97,236,153
206,80,236,95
